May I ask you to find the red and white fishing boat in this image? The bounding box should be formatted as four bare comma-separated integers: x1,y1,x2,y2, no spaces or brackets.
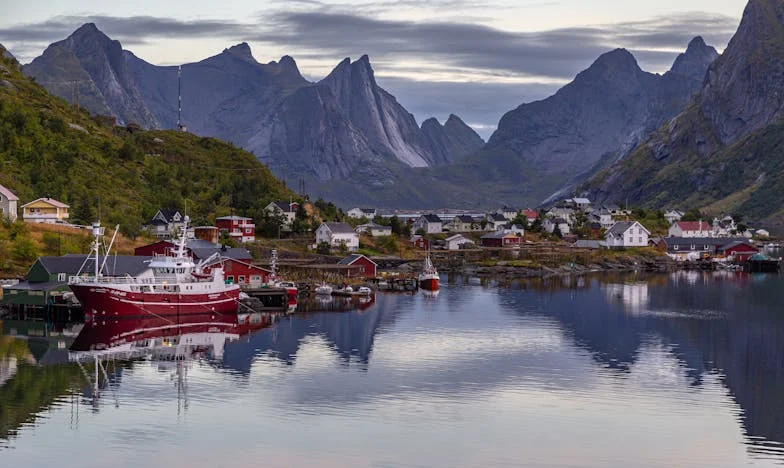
418,253,440,291
69,219,240,320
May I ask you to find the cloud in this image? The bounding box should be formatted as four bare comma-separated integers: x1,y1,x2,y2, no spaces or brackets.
0,5,740,135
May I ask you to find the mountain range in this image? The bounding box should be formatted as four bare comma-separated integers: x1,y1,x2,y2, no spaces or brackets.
18,22,722,208
584,0,784,229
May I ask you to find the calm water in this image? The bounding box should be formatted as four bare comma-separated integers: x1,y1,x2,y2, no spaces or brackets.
2,271,784,467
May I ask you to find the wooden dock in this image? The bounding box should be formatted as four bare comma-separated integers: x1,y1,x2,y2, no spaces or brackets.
240,287,290,312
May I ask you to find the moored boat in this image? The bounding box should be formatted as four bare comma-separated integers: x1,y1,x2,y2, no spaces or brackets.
69,219,240,320
315,283,333,295
418,254,439,291
276,281,298,299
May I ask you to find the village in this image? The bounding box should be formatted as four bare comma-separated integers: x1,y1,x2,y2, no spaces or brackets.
0,181,779,320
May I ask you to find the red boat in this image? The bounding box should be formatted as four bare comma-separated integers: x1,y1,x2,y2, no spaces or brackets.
69,220,240,320
418,254,440,291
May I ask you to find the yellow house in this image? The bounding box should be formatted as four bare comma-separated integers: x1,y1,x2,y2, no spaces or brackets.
21,198,70,224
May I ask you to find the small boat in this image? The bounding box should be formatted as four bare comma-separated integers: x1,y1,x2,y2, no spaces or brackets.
315,283,333,295
357,286,372,296
418,253,439,291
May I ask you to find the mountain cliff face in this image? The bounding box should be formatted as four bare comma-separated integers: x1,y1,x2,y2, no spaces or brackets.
24,23,158,127
0,44,16,65
421,114,485,164
24,26,484,205
486,39,717,189
586,0,784,228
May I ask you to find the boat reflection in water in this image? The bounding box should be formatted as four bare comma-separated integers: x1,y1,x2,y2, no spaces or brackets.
68,311,277,406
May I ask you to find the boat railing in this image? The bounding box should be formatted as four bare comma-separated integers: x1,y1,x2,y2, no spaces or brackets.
69,275,155,285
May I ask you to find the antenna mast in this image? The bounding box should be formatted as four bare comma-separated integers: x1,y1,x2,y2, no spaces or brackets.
177,65,186,132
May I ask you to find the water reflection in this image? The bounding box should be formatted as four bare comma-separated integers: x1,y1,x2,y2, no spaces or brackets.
2,273,784,466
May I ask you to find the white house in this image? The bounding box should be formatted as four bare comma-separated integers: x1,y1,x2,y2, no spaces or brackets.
348,208,377,219
486,213,508,231
315,222,359,252
0,184,18,221
413,214,443,234
355,222,392,237
543,217,570,235
712,216,737,237
264,201,300,229
668,221,713,238
445,234,474,251
664,210,684,224
547,206,576,223
498,223,525,235
145,209,187,239
605,221,650,249
589,209,614,229
447,215,480,233
497,206,519,221
565,198,592,211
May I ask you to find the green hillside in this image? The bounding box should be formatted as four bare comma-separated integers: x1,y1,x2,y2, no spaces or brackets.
0,46,295,236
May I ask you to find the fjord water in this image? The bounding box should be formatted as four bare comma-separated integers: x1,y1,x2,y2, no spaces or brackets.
2,272,784,467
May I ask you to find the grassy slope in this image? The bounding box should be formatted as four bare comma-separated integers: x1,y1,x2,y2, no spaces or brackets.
0,49,295,238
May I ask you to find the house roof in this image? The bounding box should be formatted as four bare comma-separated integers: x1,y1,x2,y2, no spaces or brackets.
323,222,356,234
216,215,252,221
674,221,712,231
445,234,470,242
0,184,18,201
359,208,376,214
662,237,748,248
39,255,150,277
155,209,181,222
338,254,377,266
607,221,649,236
717,241,758,252
573,240,605,249
571,198,591,204
22,197,69,209
488,213,507,222
5,280,67,291
522,209,538,218
454,215,475,223
421,214,442,223
549,217,568,224
190,247,252,261
147,218,169,226
223,258,272,273
481,232,517,239
269,201,296,212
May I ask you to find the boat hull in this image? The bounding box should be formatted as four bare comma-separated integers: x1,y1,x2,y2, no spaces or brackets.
69,284,240,320
419,276,439,291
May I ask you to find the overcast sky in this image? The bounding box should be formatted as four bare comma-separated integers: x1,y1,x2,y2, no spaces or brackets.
0,0,746,138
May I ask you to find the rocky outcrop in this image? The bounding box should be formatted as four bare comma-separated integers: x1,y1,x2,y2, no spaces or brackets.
0,44,16,66
24,23,158,127
701,0,784,145
421,114,485,164
585,0,784,227
318,56,439,167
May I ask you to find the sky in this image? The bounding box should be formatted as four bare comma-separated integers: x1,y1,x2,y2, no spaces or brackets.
0,0,747,138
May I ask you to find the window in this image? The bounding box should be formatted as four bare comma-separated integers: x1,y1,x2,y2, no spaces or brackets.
674,245,679,251
704,245,709,250
690,245,696,250
58,273,66,281
638,237,642,243
226,276,234,283
238,275,246,284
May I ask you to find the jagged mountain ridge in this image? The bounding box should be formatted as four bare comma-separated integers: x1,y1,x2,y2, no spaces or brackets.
21,24,481,197
584,0,784,228
421,114,485,164
485,37,717,196
25,23,158,128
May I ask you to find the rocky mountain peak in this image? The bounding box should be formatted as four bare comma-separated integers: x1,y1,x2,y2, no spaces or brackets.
669,36,719,78
224,42,256,62
700,0,784,144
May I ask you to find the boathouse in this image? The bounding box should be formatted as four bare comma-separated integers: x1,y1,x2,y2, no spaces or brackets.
481,232,521,248
338,254,377,278
214,258,271,287
716,241,759,263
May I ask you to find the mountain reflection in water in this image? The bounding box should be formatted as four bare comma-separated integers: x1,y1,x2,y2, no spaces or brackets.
1,272,783,467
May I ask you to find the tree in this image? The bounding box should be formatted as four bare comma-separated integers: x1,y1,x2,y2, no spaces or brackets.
257,211,287,238
72,197,94,225
316,241,331,255
291,203,310,234
552,224,563,239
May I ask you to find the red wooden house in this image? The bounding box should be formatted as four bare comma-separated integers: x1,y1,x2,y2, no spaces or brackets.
215,216,256,243
717,241,759,263
410,235,430,250
338,254,378,278
480,232,522,248
209,258,271,287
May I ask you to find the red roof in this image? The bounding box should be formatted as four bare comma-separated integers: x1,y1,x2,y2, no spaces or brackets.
523,209,538,219
675,221,711,231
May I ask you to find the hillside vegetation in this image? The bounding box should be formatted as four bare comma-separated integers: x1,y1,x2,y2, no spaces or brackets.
0,46,295,238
